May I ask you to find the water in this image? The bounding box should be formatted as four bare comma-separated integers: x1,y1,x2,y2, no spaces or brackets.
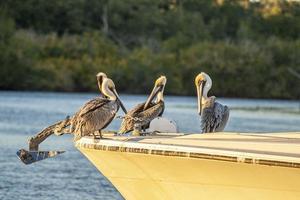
0,91,299,200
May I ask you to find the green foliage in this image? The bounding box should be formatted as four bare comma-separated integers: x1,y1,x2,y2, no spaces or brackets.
0,0,300,99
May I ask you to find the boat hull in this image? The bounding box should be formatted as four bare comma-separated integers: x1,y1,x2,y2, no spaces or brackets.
78,146,300,200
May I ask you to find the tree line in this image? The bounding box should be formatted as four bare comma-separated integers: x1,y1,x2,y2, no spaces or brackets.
0,0,300,99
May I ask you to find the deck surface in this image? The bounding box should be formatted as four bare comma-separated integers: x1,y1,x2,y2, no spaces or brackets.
76,132,300,168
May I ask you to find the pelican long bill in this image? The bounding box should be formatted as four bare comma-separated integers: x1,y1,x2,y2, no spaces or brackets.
197,81,205,115
112,89,127,114
143,85,163,110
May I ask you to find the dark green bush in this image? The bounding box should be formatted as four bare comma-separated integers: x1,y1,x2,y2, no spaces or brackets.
0,0,299,99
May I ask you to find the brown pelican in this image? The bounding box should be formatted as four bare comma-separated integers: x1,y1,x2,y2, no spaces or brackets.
73,77,127,140
118,76,167,134
195,72,229,133
56,76,127,141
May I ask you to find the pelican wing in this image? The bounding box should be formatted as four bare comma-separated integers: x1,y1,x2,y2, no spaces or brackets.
71,97,112,136
77,97,110,117
136,101,164,125
215,103,229,132
201,102,229,133
127,103,148,116
118,103,148,134
119,101,164,134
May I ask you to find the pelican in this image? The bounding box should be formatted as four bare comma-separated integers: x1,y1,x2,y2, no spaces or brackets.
118,76,167,134
72,77,127,140
195,72,229,133
55,75,127,141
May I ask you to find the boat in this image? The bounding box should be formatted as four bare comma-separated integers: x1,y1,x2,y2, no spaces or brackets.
75,132,300,200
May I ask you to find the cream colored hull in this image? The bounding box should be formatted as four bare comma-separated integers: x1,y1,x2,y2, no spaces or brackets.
76,133,300,200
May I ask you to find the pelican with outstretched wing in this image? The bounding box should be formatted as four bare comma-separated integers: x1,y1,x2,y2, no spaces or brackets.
195,72,229,133
118,76,167,134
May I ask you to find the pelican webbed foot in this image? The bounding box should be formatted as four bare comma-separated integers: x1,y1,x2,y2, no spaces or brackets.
96,130,103,139
92,130,102,141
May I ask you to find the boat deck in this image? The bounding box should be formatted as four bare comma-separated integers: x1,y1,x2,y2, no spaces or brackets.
76,132,300,168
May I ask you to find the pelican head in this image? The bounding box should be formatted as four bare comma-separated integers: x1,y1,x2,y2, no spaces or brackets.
102,78,127,114
195,72,212,115
144,76,167,110
96,72,108,93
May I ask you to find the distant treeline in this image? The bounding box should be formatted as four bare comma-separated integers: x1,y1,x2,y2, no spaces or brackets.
0,0,300,99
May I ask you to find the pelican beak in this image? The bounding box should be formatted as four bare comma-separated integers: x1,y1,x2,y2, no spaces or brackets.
144,84,163,110
197,81,205,115
112,89,127,114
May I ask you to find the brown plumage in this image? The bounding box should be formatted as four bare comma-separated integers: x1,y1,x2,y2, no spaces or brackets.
118,101,164,134
71,97,119,141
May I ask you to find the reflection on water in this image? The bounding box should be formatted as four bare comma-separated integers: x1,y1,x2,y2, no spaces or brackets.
0,91,299,200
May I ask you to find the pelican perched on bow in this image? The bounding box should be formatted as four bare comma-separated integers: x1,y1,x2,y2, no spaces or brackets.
195,72,229,133
55,73,127,140
118,76,167,134
71,77,127,140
